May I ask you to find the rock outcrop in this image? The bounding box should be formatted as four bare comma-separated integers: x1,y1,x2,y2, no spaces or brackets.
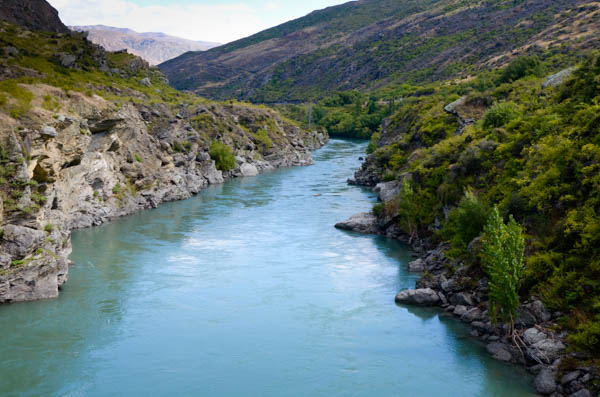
0,0,69,33
334,212,378,234
0,88,327,303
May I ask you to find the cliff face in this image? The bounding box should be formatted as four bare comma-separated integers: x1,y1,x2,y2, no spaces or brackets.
0,87,327,303
0,18,327,303
0,0,69,33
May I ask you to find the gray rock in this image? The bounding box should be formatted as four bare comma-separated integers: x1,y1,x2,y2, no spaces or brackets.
487,342,512,362
408,258,424,272
453,305,468,316
441,277,460,292
59,53,77,68
373,180,402,202
139,77,151,87
240,163,259,177
335,212,378,234
4,46,19,57
461,307,484,323
561,371,581,385
88,118,124,134
40,126,57,137
450,292,474,306
528,339,566,364
395,288,440,306
1,225,46,257
535,367,557,395
524,328,547,345
569,389,591,397
542,67,575,89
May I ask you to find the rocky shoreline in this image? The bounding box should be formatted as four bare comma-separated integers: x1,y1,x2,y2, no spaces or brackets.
336,180,597,397
0,90,327,304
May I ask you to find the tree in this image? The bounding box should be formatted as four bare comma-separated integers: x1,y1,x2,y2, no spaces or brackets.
481,207,525,335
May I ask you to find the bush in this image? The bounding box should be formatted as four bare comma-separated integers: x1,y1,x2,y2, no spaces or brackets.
482,102,521,129
254,129,273,151
481,207,525,332
442,189,490,253
209,141,236,171
498,56,542,84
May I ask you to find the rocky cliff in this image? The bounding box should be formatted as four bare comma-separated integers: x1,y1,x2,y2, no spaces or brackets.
0,0,69,33
0,20,327,303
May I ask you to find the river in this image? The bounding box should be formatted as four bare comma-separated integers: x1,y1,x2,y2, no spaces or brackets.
0,139,534,396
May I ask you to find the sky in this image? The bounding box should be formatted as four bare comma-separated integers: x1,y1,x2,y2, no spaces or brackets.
47,0,351,44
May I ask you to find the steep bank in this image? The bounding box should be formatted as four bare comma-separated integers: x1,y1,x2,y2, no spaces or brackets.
0,21,327,303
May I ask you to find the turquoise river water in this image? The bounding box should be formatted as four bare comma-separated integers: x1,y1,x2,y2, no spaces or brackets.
0,140,535,396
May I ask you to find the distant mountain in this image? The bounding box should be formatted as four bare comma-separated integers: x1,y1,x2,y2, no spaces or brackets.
0,0,69,33
159,0,600,102
71,25,220,65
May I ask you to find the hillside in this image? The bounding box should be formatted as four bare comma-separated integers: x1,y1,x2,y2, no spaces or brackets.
71,25,220,65
159,0,600,103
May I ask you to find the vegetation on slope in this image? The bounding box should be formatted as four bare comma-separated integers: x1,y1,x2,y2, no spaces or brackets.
365,54,600,354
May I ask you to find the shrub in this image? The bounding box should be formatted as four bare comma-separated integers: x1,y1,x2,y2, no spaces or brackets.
254,129,273,151
209,141,236,171
135,153,142,163
498,55,542,84
482,102,521,129
481,207,525,333
442,189,490,253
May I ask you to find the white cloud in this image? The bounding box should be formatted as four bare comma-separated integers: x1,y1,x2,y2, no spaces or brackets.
48,0,271,43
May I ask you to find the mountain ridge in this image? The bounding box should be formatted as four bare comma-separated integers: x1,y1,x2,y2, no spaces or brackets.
71,25,220,65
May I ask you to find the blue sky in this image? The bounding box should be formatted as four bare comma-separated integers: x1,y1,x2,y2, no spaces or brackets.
48,0,350,43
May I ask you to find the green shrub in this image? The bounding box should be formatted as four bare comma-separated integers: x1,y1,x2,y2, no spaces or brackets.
254,129,273,151
441,189,490,253
44,224,53,233
498,56,543,84
209,141,236,171
135,153,142,163
481,207,525,332
42,94,60,112
482,102,521,129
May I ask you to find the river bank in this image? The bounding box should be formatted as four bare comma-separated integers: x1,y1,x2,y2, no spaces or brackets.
336,178,597,397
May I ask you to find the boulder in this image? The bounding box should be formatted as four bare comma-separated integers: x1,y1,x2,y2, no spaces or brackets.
461,307,484,323
569,389,591,397
40,126,57,137
240,163,259,177
561,371,581,385
542,67,575,89
524,328,547,345
335,212,378,234
88,118,124,134
139,77,151,87
395,288,440,306
453,305,468,316
535,367,557,395
408,258,425,272
487,342,512,362
373,180,402,202
449,292,474,306
527,339,566,364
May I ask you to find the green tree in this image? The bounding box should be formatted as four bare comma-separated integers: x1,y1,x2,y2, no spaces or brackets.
481,207,525,334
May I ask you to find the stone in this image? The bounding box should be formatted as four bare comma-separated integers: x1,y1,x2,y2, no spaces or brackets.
487,342,512,362
0,224,46,257
373,180,402,202
461,307,484,323
543,67,575,89
408,258,424,272
40,126,57,137
528,339,566,364
335,212,378,234
441,277,460,292
139,77,151,87
88,118,124,134
449,292,474,306
569,389,591,397
240,163,259,177
453,305,468,316
535,367,557,395
395,288,440,306
59,53,77,68
524,328,547,345
561,371,581,385
4,46,19,57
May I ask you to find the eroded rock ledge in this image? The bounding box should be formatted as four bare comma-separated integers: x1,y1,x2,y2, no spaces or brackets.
0,91,327,303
